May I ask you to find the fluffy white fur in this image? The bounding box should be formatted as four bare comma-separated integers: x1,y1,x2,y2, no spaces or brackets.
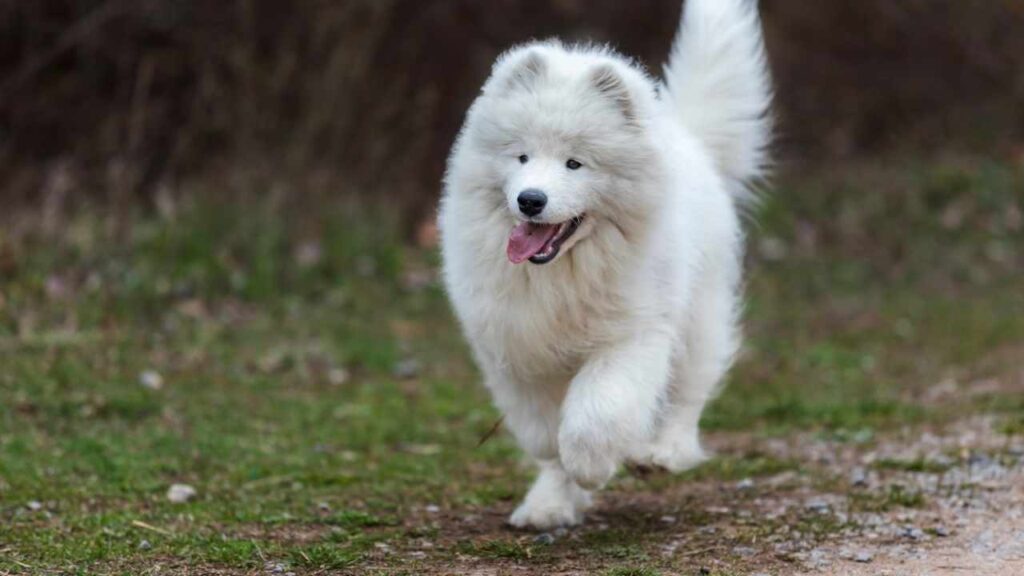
439,0,772,530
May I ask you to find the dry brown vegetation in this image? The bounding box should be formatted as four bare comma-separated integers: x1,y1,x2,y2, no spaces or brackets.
2,1,1023,220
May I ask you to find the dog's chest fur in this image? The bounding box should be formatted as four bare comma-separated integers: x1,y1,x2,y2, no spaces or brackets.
461,243,632,384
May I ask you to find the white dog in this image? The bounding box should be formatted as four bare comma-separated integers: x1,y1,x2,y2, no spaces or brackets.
439,0,771,530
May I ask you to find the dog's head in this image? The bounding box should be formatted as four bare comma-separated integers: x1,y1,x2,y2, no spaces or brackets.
462,42,659,266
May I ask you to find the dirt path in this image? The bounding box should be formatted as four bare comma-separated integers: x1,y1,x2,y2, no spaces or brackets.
368,388,1024,575
763,418,1024,576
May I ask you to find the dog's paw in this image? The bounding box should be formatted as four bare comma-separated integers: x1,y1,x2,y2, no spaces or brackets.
508,495,587,530
634,434,708,473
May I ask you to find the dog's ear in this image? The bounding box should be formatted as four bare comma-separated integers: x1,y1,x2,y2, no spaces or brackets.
502,49,548,92
590,64,637,125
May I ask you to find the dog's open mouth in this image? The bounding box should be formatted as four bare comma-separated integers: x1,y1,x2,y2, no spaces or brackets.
507,216,584,265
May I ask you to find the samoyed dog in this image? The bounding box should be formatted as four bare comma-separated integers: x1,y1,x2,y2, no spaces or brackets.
439,0,771,529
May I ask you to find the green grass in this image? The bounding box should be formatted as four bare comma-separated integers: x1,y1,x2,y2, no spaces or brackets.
850,485,928,512
1,157,1022,573
873,458,953,474
605,568,663,576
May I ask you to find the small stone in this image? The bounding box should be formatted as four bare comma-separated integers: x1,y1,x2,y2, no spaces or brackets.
317,502,331,513
854,550,874,563
805,498,831,513
759,237,788,261
425,504,440,514
393,358,420,380
660,515,677,524
139,370,164,390
265,562,287,574
967,453,995,468
166,483,197,503
805,548,831,568
732,546,756,557
533,532,556,545
26,500,43,511
327,368,350,386
408,551,427,560
934,525,951,537
736,478,755,490
553,527,569,538
850,467,869,487
138,539,152,550
901,526,925,540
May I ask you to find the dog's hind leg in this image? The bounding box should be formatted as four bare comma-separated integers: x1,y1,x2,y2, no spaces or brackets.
640,284,740,472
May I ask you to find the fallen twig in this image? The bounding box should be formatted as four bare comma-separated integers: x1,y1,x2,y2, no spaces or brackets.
678,545,724,557
475,416,505,449
131,520,173,536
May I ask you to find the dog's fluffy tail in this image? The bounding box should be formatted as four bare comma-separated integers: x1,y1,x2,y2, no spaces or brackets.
663,0,772,198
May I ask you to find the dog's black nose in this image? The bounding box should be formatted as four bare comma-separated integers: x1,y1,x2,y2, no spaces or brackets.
517,189,548,217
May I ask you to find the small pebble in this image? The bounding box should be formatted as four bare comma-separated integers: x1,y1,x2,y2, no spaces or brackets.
393,359,420,379
758,237,788,261
806,548,830,567
854,550,874,563
660,515,677,524
327,368,350,386
736,478,755,490
26,500,43,511
967,453,995,468
408,551,427,560
805,498,830,513
533,532,556,545
850,467,869,487
166,483,197,503
139,370,164,390
901,526,925,540
138,539,152,551
317,502,331,513
425,504,440,514
934,525,951,537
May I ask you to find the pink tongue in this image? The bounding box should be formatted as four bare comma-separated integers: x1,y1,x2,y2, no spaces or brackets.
507,222,559,264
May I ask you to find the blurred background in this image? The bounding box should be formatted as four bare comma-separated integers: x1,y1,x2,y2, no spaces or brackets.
2,0,1024,223
2,1,1023,573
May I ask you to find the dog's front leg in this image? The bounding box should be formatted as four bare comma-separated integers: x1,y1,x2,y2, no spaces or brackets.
558,330,674,489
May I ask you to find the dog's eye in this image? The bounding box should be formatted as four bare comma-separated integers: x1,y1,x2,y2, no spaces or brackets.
566,159,583,170
518,155,529,164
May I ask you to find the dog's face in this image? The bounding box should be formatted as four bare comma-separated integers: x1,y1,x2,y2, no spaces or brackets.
464,45,656,265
